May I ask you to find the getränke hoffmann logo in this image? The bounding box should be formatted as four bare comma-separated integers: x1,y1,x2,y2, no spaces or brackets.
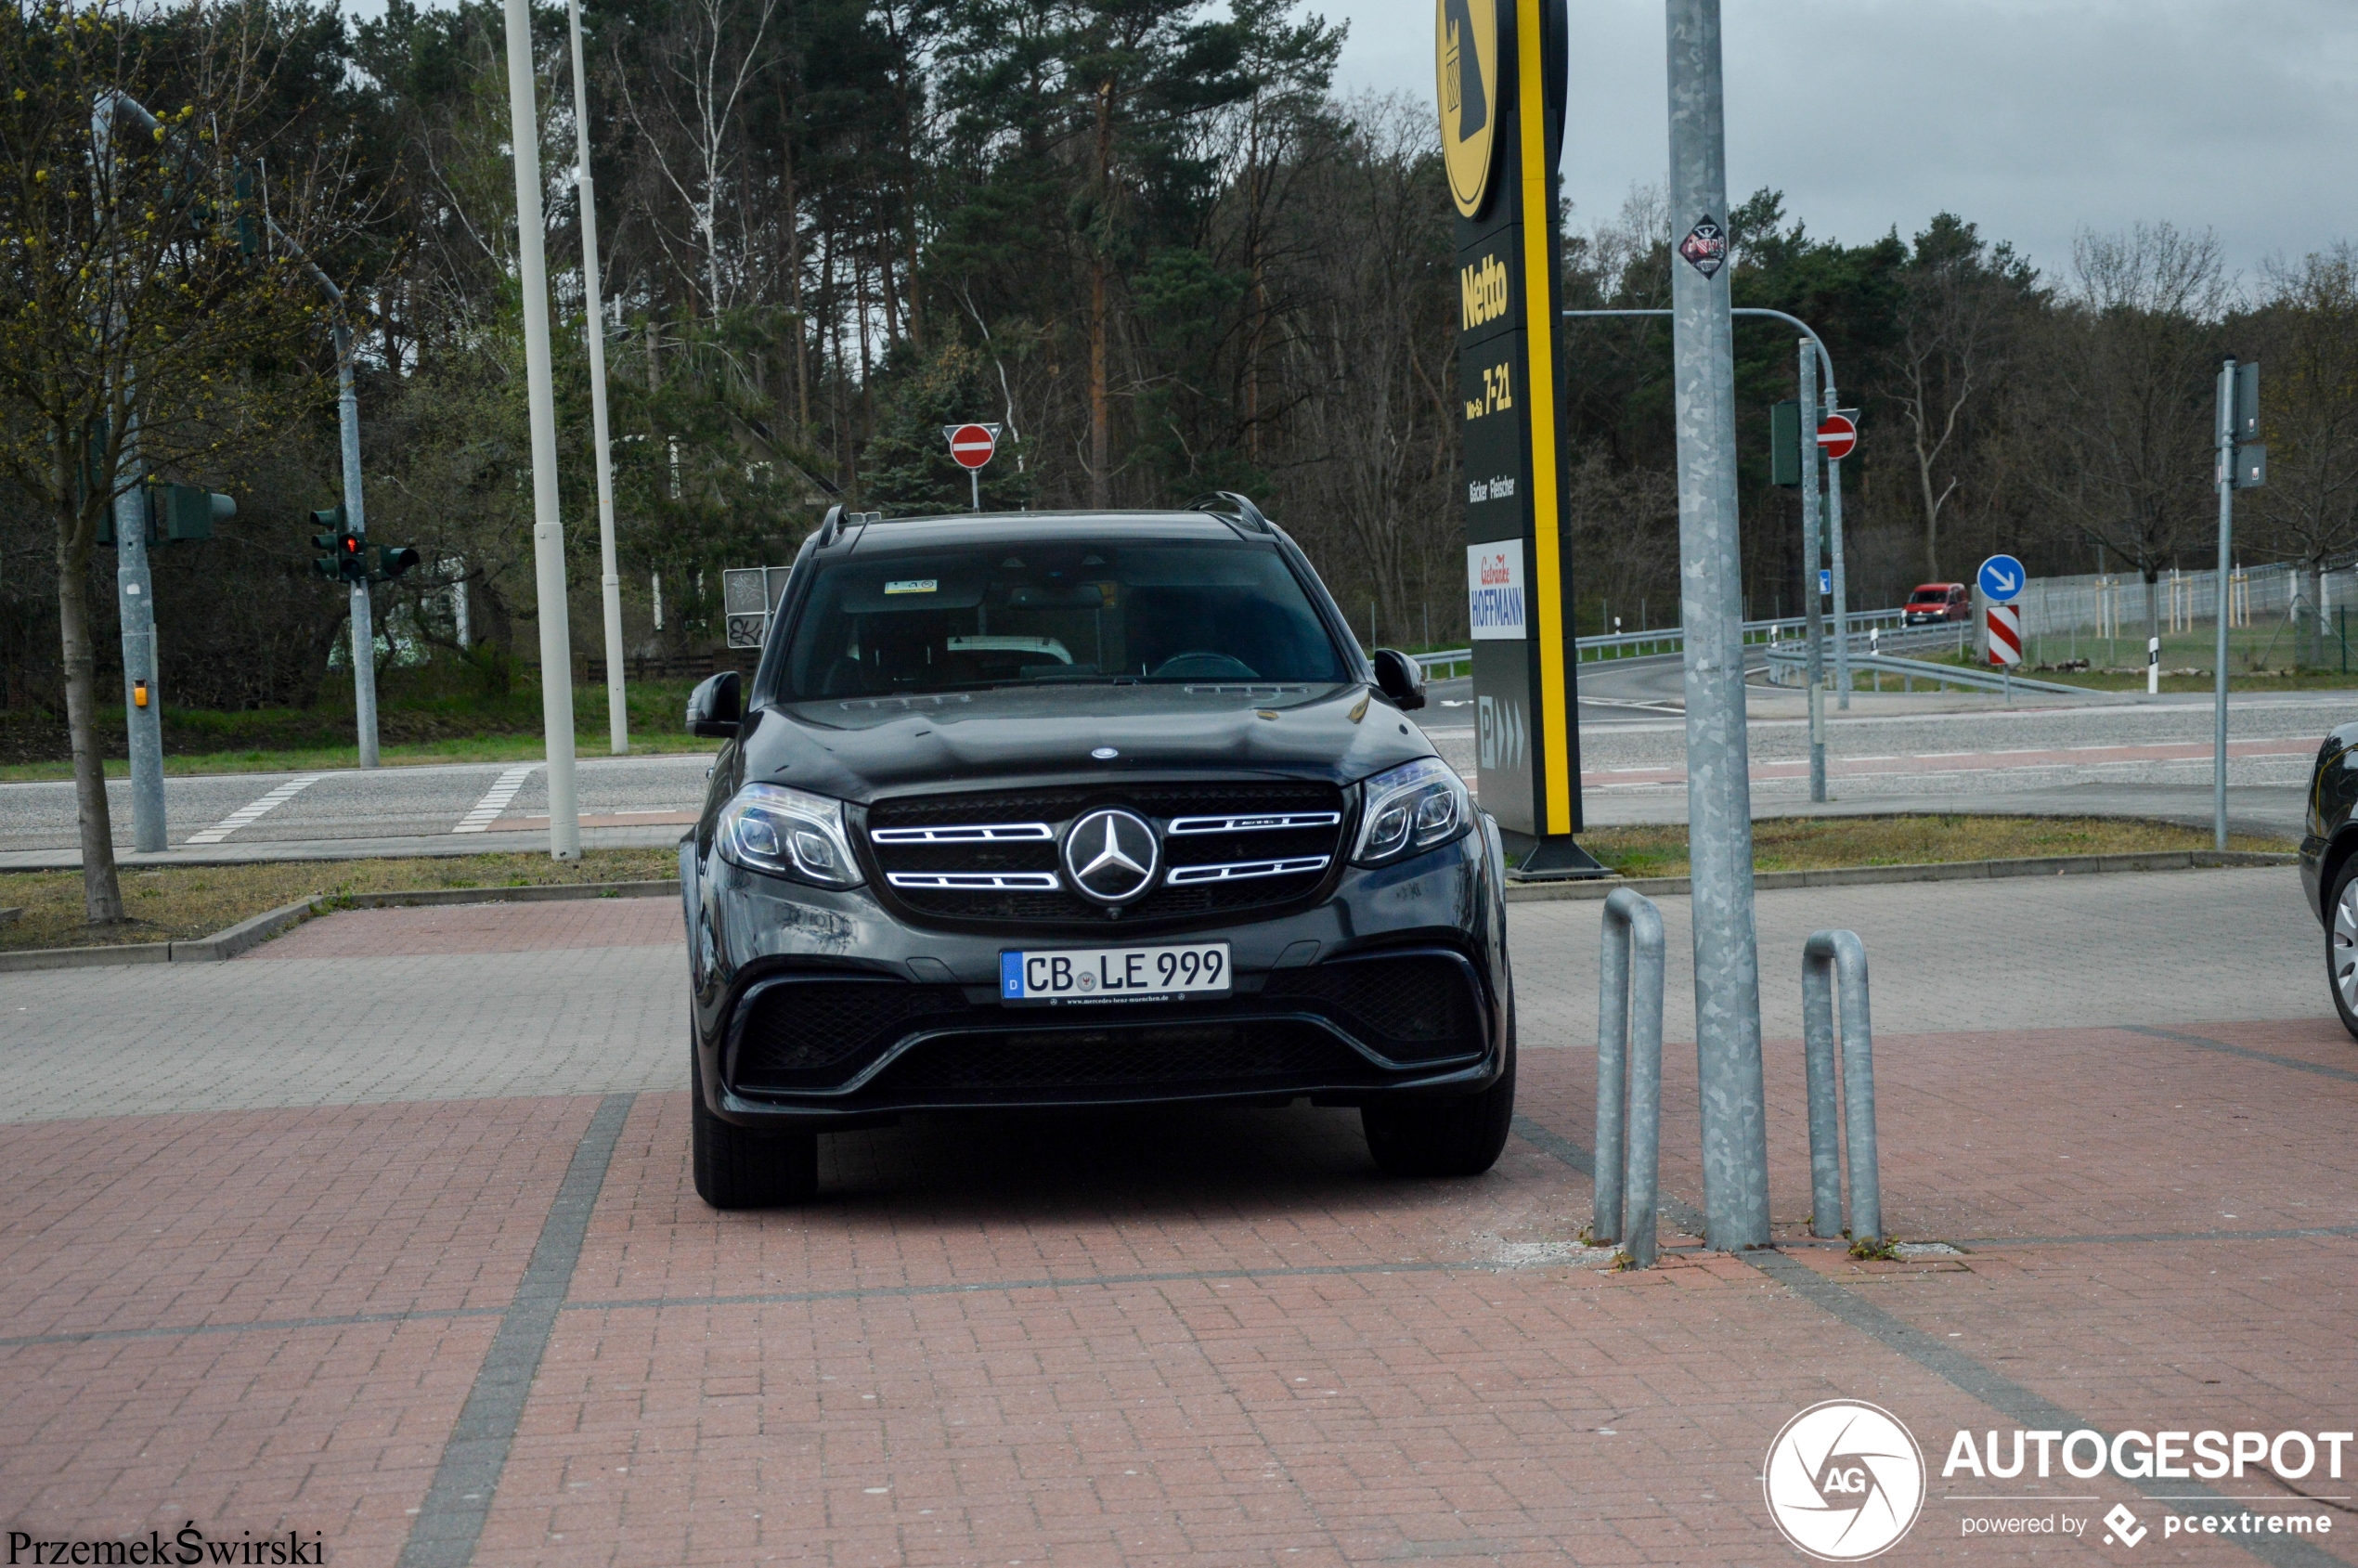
1764,1400,1928,1561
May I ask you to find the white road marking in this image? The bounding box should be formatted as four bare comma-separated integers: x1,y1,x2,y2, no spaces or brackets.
184,774,327,845
453,764,539,834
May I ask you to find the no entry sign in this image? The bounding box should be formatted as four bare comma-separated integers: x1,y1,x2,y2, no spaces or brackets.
944,423,999,470
1816,413,1858,461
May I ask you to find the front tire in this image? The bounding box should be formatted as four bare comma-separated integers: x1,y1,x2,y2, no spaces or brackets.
1362,1021,1516,1178
2329,860,2358,1042
691,1043,819,1208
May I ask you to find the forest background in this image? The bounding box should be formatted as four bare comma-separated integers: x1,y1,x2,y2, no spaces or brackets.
7,0,2358,740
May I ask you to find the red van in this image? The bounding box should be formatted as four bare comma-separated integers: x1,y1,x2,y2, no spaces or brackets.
1903,582,1971,624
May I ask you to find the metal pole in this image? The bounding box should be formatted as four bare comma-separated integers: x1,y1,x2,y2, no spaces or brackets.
335,326,380,769
1665,0,1769,1251
1798,339,1826,802
972,467,981,512
565,0,628,758
504,0,581,861
110,402,167,851
1824,399,1851,708
2214,358,2235,851
91,98,165,852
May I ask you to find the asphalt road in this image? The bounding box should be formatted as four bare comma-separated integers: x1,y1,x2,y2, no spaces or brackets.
0,667,2342,866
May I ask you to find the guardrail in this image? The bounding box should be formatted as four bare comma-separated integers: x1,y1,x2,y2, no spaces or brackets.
1762,643,2087,697
1412,606,1913,680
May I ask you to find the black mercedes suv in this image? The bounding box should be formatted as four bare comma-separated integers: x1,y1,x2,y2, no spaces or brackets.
678,494,1515,1207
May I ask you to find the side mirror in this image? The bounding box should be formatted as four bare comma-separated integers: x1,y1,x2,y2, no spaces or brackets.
1370,648,1426,711
686,670,742,737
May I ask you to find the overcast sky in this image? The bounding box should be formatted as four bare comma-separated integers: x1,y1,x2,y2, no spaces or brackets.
1326,0,2358,287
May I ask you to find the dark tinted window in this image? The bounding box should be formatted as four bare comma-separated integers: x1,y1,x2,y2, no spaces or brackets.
779,538,1349,700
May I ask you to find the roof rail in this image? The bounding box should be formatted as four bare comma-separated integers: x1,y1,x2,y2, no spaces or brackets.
814,504,885,546
1186,491,1274,534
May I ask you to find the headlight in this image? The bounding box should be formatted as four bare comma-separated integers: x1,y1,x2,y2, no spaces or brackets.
716,783,863,888
1352,757,1471,866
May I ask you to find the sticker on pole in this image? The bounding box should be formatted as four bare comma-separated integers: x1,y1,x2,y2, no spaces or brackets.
1976,552,2025,604
1986,603,2022,667
942,423,1000,470
1678,217,1727,279
1815,413,1858,461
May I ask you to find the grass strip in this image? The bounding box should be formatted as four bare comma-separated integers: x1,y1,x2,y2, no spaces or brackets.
2,849,681,952
1577,813,2290,882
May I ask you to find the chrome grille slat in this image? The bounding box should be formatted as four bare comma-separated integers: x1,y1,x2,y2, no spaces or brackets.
870,823,1054,845
1165,855,1332,885
887,871,1063,890
1167,812,1341,836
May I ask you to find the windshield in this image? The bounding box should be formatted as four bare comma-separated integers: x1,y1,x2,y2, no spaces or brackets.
1909,587,1948,603
778,538,1351,700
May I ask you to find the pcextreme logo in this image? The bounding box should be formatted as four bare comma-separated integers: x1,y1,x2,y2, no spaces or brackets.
1433,0,1498,218
1764,1400,1928,1562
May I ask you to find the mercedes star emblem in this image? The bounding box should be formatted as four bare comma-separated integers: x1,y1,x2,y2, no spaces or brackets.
1063,808,1160,904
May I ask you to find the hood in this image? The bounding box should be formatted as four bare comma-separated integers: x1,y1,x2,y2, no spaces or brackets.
735,681,1434,803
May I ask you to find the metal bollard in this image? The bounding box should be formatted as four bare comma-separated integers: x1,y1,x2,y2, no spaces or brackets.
1801,929,1882,1247
1594,888,1666,1267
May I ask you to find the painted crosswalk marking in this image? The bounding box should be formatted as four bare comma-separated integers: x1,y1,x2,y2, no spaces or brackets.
184,774,327,845
453,764,539,834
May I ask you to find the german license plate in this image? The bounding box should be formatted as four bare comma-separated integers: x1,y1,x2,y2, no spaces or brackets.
999,942,1232,1004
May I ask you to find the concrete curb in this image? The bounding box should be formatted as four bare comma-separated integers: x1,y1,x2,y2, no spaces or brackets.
1502,849,2300,903
0,879,680,973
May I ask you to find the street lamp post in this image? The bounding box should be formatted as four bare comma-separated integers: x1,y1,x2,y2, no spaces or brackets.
564,0,628,757
501,0,582,860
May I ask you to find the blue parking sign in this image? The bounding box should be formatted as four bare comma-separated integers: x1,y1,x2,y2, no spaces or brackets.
1976,553,2025,603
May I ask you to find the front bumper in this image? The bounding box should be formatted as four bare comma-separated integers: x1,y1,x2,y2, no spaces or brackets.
681,822,1512,1128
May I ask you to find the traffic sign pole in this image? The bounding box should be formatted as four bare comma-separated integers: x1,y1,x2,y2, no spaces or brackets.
1797,339,1826,803
1819,410,1855,708
2214,358,2239,850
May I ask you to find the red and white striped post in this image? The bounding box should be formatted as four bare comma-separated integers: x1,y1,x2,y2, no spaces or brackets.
1986,602,2021,705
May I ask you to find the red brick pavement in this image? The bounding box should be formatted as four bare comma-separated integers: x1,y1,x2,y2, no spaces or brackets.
248,900,681,961
4,1018,2356,1565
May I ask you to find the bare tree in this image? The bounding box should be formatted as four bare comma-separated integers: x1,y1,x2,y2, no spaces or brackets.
1885,214,2032,578
616,0,778,317
2028,223,2228,642
2238,245,2358,664
0,1,333,922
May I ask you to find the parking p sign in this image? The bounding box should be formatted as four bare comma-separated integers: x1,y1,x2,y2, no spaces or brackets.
1977,553,2026,604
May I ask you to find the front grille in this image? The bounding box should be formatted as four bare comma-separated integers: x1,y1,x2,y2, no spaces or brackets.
870,1019,1373,1100
1264,952,1484,1064
864,781,1346,927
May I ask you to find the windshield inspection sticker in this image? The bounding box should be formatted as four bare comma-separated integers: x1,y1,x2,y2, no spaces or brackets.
883,579,938,595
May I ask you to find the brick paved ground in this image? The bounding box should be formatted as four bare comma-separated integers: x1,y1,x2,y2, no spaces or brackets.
4,874,2354,1566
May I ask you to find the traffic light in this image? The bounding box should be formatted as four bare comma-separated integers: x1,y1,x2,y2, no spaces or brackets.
309,507,419,584
309,507,363,582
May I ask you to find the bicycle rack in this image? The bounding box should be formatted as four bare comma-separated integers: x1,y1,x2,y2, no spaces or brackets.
1593,888,1665,1267
1801,929,1883,1247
